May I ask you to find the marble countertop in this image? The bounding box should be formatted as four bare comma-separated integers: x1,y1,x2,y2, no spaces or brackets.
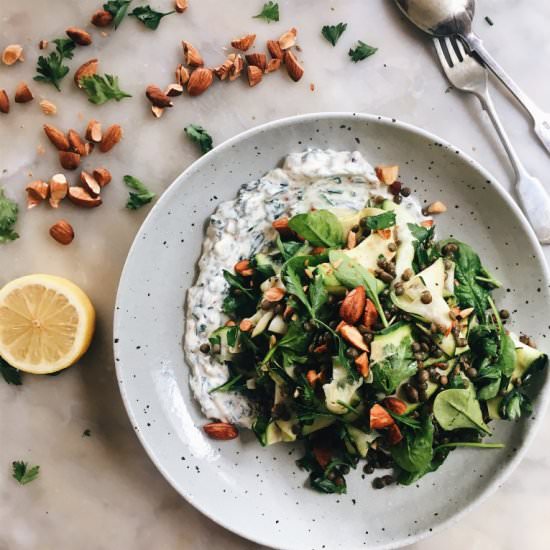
1,0,550,548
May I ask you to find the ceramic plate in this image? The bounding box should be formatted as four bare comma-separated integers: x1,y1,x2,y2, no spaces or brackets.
114,113,550,549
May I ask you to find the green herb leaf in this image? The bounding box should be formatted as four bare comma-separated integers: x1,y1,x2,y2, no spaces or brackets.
309,273,328,319
184,124,213,155
129,5,174,29
365,211,396,231
0,188,19,243
499,388,532,420
34,38,75,91
433,388,491,434
391,415,434,474
348,40,378,62
288,209,344,248
275,235,308,261
283,264,314,318
253,1,279,22
80,74,132,104
123,175,156,210
104,0,132,29
321,23,347,46
222,270,255,299
434,441,504,452
209,374,245,394
371,340,417,395
12,461,40,485
0,357,22,385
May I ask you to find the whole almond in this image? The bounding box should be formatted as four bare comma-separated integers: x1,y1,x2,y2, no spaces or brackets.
245,53,267,71
203,422,238,440
278,28,297,50
68,129,88,155
14,82,33,103
284,50,304,82
266,40,283,60
174,0,188,12
247,66,263,87
49,220,74,245
214,55,235,81
187,68,213,96
231,34,256,52
99,124,123,152
91,9,113,27
39,39,48,50
49,174,68,208
265,58,281,73
93,167,112,187
0,90,9,114
68,187,102,208
182,41,204,67
145,85,173,108
44,124,70,151
229,54,244,81
74,59,98,87
39,99,57,115
66,27,92,46
339,286,366,325
239,319,253,332
59,151,81,170
164,83,183,97
175,64,190,85
80,171,101,197
2,44,24,65
85,119,102,143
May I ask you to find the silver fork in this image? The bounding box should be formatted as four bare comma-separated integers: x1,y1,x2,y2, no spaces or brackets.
433,36,550,244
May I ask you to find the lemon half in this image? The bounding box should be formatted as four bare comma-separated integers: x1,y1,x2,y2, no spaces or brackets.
0,274,95,374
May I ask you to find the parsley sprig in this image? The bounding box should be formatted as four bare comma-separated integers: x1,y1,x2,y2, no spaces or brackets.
129,5,175,29
124,175,156,210
348,40,378,62
104,0,133,29
0,357,22,385
0,187,19,243
321,23,347,46
80,74,132,104
12,461,40,485
185,124,213,155
253,1,279,22
34,38,75,91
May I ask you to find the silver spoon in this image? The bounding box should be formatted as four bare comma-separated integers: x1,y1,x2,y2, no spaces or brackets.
394,0,550,155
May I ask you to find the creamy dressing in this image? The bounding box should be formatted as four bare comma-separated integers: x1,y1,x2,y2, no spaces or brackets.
184,149,426,427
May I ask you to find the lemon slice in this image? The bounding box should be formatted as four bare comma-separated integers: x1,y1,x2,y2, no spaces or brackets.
0,274,95,374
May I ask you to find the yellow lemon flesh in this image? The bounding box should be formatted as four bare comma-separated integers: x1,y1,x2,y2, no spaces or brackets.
0,274,95,374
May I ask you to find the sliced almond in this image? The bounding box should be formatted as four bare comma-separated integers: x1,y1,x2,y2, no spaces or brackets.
265,58,281,73
426,201,447,214
84,142,94,155
0,89,9,114
187,68,213,96
175,64,190,85
68,186,102,208
85,119,102,143
164,83,184,97
68,129,88,155
2,44,24,65
245,53,267,71
39,99,57,115
182,41,204,67
91,9,113,27
49,220,74,245
39,40,48,50
175,0,188,12
214,54,235,81
266,39,283,60
99,124,123,152
14,82,33,103
151,106,164,118
74,59,98,87
80,171,101,197
49,174,68,208
66,27,92,46
59,151,81,170
338,323,368,352
375,165,399,185
145,85,173,108
278,28,297,50
247,66,263,87
44,124,70,151
229,54,244,81
93,168,112,187
458,307,474,319
231,34,256,52
284,51,304,82
234,259,253,276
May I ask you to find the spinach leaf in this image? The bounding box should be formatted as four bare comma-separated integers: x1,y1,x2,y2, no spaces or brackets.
275,235,307,261
223,270,255,300
309,273,328,319
365,211,396,231
391,415,434,474
499,388,533,420
469,325,498,358
252,414,271,446
433,388,491,434
371,340,417,395
288,210,344,248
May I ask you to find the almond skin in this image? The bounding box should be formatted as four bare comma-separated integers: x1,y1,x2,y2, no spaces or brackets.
355,352,370,378
264,287,286,302
340,286,366,325
284,50,304,82
44,124,70,151
80,171,101,197
187,68,213,96
74,59,98,87
363,298,379,330
49,220,74,245
214,55,235,80
66,27,92,46
68,187,102,208
99,124,123,152
234,259,253,276
14,82,33,103
93,167,112,187
174,0,188,13
271,217,294,239
247,65,263,87
229,55,244,81
383,397,408,416
182,41,204,67
145,85,173,108
266,40,283,60
369,404,394,430
85,119,102,143
278,27,297,50
91,9,113,27
231,33,256,52
338,323,368,352
164,83,184,97
49,174,68,208
39,39,48,50
0,89,9,114
68,129,88,155
2,44,24,65
265,58,281,73
59,151,81,170
245,53,267,71
203,422,238,440
175,64,190,85
239,319,253,332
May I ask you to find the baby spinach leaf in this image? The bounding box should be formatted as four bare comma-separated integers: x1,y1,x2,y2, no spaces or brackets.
391,415,434,474
365,211,396,231
288,210,344,248
433,388,491,434
371,340,417,395
275,235,308,261
468,325,498,358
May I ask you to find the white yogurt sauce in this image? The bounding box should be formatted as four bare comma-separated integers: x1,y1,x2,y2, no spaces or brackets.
184,149,424,427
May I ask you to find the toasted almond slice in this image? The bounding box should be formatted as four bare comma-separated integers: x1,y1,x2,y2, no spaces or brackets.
49,174,68,208
338,323,368,351
67,187,102,208
85,119,102,143
265,58,281,73
247,66,263,87
234,259,253,276
93,168,112,187
39,99,57,115
231,33,256,52
355,352,370,378
151,106,164,118
278,28,297,50
26,180,49,201
245,53,267,71
284,51,304,82
39,39,48,50
80,171,101,197
375,165,399,185
239,319,253,332
182,41,204,67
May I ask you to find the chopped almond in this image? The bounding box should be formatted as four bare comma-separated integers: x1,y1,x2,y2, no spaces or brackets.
369,404,394,430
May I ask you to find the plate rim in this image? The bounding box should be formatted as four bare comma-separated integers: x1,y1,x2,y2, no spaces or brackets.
114,111,550,549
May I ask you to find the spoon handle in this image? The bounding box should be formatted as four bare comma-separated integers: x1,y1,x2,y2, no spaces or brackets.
463,32,550,156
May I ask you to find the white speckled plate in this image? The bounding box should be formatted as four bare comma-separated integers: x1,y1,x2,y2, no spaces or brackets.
114,113,550,550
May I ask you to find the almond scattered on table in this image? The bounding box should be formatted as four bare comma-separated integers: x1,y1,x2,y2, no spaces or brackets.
39,99,57,115
231,33,256,51
93,168,112,187
145,85,173,108
68,129,88,156
99,124,123,153
49,220,74,245
245,53,267,71
66,27,92,46
86,119,102,143
175,64,190,85
25,180,49,209
182,41,204,67
0,90,10,114
74,59,99,87
2,44,24,65
284,50,304,81
187,68,213,96
80,171,101,197
267,39,283,60
91,9,113,27
278,27,297,50
44,124,70,151
49,174,68,208
175,0,189,13
247,66,263,87
38,39,48,50
59,151,81,171
67,187,102,208
14,83,33,104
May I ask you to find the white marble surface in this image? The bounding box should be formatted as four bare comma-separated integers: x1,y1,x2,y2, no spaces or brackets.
1,0,550,549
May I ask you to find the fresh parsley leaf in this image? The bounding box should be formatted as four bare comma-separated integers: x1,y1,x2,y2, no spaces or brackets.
321,23,347,46
129,5,175,29
499,388,532,420
309,273,328,319
209,374,245,394
275,235,307,261
253,1,279,22
348,40,378,62
0,188,19,243
185,124,213,155
0,357,22,385
223,270,255,299
80,74,132,105
123,175,156,210
12,461,40,485
365,211,396,231
34,38,75,91
288,209,344,248
104,0,133,29
283,264,314,318
371,340,417,394
407,223,434,244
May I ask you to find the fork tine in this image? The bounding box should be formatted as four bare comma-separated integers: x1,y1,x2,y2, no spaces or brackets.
433,37,449,67
444,37,460,67
451,36,468,59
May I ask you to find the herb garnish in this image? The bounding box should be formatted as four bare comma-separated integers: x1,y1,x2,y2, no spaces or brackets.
104,0,133,29
348,40,378,62
129,5,175,29
321,23,347,46
12,461,40,485
34,38,75,91
253,1,279,22
185,124,213,155
0,357,22,385
365,211,396,231
123,175,156,209
80,74,132,105
0,188,19,243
